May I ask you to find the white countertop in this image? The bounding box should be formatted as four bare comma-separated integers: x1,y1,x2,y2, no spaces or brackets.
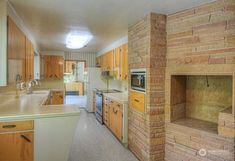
103,92,128,104
0,90,80,122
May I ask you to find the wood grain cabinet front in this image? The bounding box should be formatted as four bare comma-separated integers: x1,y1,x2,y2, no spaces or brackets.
130,90,145,113
104,98,123,141
0,120,34,161
51,91,64,105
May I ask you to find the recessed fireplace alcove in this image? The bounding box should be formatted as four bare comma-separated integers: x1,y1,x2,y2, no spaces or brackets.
170,75,233,134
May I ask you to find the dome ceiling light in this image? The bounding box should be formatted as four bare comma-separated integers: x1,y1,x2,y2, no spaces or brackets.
66,32,93,49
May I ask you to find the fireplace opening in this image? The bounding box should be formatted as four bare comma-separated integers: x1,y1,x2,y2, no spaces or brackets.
170,75,233,134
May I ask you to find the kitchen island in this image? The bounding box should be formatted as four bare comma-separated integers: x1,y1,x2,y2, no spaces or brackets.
0,90,80,161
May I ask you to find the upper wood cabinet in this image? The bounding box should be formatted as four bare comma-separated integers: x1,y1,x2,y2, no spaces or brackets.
121,43,128,80
96,56,102,67
25,38,34,80
42,55,64,79
64,61,76,74
99,50,114,71
7,17,26,60
7,16,34,82
112,43,128,80
96,43,128,79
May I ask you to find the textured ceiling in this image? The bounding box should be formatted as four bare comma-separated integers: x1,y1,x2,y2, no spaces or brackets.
9,0,215,52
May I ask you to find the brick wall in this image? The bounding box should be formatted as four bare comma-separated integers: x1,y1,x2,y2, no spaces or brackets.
128,13,167,161
165,0,235,160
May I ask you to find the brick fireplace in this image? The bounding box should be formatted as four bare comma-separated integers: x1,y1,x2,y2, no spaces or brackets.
165,0,235,160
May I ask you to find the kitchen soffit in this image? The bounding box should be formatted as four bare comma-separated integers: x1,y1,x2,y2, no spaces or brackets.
9,0,215,52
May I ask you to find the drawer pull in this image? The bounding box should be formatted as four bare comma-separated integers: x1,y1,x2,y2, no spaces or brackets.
134,99,140,102
21,135,31,143
2,125,16,129
113,108,118,114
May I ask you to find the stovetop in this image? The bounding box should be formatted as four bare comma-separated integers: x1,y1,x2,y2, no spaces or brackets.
95,89,122,93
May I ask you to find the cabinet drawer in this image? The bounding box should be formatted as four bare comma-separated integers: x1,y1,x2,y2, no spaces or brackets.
0,121,34,133
130,91,145,113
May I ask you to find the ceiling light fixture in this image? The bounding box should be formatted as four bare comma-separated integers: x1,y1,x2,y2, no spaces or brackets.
66,32,93,49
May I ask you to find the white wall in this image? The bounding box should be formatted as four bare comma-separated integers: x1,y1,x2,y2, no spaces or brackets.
0,0,7,86
97,35,128,56
40,51,65,57
64,52,96,67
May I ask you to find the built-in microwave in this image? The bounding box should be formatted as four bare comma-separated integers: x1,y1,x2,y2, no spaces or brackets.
131,69,146,92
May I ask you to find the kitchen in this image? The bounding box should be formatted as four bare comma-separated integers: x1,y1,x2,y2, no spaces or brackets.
0,0,234,161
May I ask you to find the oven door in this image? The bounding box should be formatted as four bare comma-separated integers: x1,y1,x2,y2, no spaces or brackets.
95,92,103,115
131,73,145,91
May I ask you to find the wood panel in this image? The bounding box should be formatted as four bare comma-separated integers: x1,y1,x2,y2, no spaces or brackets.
130,91,145,113
121,43,128,80
51,91,64,105
64,61,76,74
0,121,34,133
65,82,84,96
43,55,64,79
7,16,26,60
0,132,33,161
7,16,26,82
25,37,34,80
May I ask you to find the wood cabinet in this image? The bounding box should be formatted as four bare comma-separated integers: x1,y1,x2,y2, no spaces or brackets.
103,97,110,126
7,16,34,82
103,97,123,141
130,90,145,113
121,44,128,80
96,50,114,71
0,121,34,161
7,16,26,60
65,82,84,96
25,37,34,80
64,60,76,74
43,55,64,79
51,91,64,105
96,56,102,67
96,43,128,80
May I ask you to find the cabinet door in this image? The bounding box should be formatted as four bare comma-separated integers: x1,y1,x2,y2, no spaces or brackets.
0,132,33,161
115,107,123,141
43,56,52,79
51,91,64,105
25,38,34,80
54,56,64,78
106,51,114,71
114,47,121,79
121,43,128,80
7,16,26,60
109,101,115,132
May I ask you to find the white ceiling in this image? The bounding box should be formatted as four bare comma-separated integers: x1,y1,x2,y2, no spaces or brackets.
9,0,215,52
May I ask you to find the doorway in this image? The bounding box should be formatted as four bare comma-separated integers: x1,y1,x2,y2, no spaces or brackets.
64,60,87,107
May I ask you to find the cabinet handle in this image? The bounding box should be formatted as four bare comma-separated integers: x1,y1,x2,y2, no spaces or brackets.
2,125,16,129
21,135,31,143
113,108,118,114
134,99,140,103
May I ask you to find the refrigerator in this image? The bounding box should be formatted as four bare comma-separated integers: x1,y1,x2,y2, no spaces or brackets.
84,67,106,112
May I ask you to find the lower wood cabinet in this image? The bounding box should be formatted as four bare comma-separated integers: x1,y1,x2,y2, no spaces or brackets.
51,91,64,105
0,120,34,161
103,97,123,141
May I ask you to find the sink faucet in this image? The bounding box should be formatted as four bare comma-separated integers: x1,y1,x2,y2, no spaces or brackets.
15,77,41,95
25,79,40,94
15,74,22,98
